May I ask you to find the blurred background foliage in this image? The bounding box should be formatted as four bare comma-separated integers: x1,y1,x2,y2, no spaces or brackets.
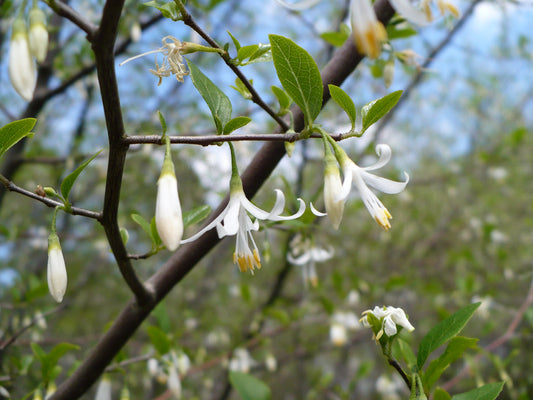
1,0,533,398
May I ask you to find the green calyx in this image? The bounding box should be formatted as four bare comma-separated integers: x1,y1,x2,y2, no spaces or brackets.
160,136,176,179
228,142,243,194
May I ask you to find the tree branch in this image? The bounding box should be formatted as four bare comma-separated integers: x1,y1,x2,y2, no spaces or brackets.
43,0,98,38
51,1,396,397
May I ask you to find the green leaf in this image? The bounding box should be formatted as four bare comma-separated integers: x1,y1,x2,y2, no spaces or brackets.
271,86,292,114
187,60,232,134
183,205,211,228
227,31,241,51
423,337,478,391
60,150,103,202
224,117,252,135
269,34,323,127
147,325,172,355
394,338,417,370
361,91,402,134
417,303,481,369
451,382,504,400
230,78,253,100
229,371,272,400
328,84,356,131
243,44,272,65
131,212,156,248
0,118,36,159
150,217,162,246
32,342,79,382
120,227,129,245
434,388,452,400
237,45,259,62
320,23,350,47
387,23,418,40
143,1,179,20
158,111,167,135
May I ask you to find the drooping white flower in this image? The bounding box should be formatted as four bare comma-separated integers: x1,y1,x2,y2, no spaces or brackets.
350,0,387,59
329,323,348,346
330,310,361,346
29,7,49,63
94,377,112,400
338,144,409,231
155,138,183,251
228,348,255,373
323,161,344,230
9,17,36,101
120,36,189,85
361,305,414,340
47,233,67,303
167,365,182,399
287,242,333,287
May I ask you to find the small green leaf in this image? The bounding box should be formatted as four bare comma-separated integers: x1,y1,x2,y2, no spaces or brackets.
120,227,129,245
152,302,172,333
417,303,481,369
434,388,452,400
183,205,211,228
320,23,350,47
187,60,232,134
223,117,252,135
237,45,259,61
0,118,36,159
229,371,272,400
328,84,356,131
150,217,162,246
423,336,478,391
32,342,79,382
387,23,418,40
394,338,417,370
269,34,323,127
147,325,172,355
143,1,179,20
227,31,241,51
361,91,402,134
158,111,167,135
450,382,504,400
60,150,102,202
230,78,252,100
271,86,292,114
243,44,272,65
132,213,157,248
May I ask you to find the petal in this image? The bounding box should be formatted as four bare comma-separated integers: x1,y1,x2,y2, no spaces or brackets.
311,247,334,262
275,0,321,10
287,252,312,265
362,144,392,171
266,188,287,217
180,209,226,243
310,202,327,216
337,161,355,202
390,308,415,332
155,174,183,251
383,316,398,336
388,0,433,25
239,194,271,220
220,195,243,236
360,170,409,194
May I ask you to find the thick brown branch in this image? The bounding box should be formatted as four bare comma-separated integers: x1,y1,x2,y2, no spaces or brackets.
44,0,98,38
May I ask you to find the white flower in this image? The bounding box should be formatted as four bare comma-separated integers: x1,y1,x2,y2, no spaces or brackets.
182,187,305,273
29,7,49,63
388,0,459,26
330,323,348,346
9,18,36,101
120,36,188,85
156,142,183,251
167,365,182,399
350,0,387,59
338,144,408,231
323,162,345,230
361,305,414,340
287,244,333,287
94,377,112,400
47,233,67,303
229,348,255,373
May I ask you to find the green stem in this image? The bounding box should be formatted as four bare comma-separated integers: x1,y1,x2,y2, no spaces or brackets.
228,142,243,193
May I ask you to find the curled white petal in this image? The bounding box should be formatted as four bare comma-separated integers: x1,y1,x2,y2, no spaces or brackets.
360,170,409,194
287,252,312,265
388,0,433,25
362,144,393,171
275,0,321,11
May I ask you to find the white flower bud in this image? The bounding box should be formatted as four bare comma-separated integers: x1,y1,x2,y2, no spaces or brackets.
29,7,49,63
95,377,112,400
130,22,142,42
324,162,344,230
47,233,67,303
167,366,182,399
329,323,347,346
9,18,36,101
156,149,183,251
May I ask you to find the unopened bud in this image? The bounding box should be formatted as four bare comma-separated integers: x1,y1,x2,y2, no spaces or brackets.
47,233,67,302
29,7,49,63
9,18,36,101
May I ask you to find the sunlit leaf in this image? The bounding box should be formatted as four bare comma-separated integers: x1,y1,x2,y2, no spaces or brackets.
0,118,36,159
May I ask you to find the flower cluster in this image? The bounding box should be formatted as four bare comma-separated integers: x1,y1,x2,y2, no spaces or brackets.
361,305,415,341
9,5,48,101
350,0,459,59
314,134,408,231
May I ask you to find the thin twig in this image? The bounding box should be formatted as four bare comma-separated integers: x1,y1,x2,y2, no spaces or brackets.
0,174,102,220
43,0,98,38
177,5,290,132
